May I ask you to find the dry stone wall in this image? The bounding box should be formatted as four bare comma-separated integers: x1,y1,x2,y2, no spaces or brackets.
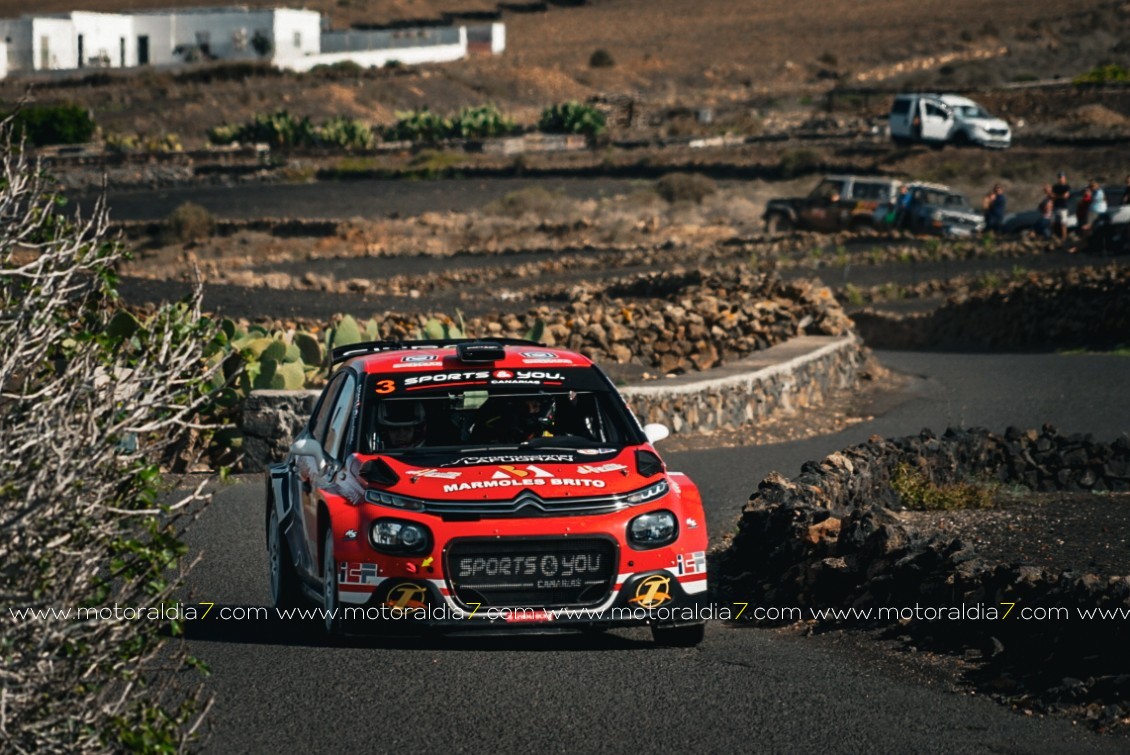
717,425,1130,725
240,335,865,470
853,264,1130,351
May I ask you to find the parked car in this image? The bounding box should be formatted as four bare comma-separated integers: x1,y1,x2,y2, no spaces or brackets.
763,174,900,233
901,182,984,236
267,338,709,645
889,93,1012,149
1001,186,1126,237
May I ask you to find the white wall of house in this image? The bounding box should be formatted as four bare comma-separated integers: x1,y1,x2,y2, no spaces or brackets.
0,41,7,79
31,17,76,71
293,26,466,72
71,12,134,68
0,19,32,72
129,14,173,66
490,22,505,54
0,8,500,80
270,9,320,65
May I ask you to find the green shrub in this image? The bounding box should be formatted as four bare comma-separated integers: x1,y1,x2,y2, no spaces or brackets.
891,463,994,510
8,103,95,146
450,104,517,139
655,173,716,204
163,202,215,244
1073,64,1130,85
538,101,607,137
207,110,373,150
1,117,215,750
386,109,452,142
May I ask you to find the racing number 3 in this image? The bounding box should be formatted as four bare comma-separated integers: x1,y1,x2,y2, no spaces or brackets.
374,380,394,394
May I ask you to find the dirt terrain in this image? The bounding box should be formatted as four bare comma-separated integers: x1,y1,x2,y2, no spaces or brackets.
4,0,1130,148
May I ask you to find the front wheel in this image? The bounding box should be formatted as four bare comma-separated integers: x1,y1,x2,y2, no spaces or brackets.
322,528,341,637
766,213,793,234
268,506,306,609
652,622,705,647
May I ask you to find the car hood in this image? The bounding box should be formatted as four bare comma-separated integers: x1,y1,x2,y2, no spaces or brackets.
961,116,1010,131
372,450,656,501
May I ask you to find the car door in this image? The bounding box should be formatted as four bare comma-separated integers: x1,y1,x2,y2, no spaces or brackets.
294,372,353,577
799,178,846,232
921,102,952,141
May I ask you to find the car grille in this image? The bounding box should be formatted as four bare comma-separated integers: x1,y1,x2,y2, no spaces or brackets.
446,537,616,608
421,481,667,517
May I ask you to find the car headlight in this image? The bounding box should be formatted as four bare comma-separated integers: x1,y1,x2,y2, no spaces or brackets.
366,489,425,511
628,509,678,548
370,518,431,554
624,479,669,505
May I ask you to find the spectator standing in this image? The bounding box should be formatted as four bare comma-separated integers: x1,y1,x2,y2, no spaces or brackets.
1034,188,1053,240
895,184,913,228
983,184,1006,233
1049,172,1072,242
1076,183,1093,235
1088,178,1108,229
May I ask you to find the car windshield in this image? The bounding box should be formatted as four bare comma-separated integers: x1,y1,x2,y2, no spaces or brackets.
912,188,970,209
359,367,641,458
954,105,991,119
808,179,844,200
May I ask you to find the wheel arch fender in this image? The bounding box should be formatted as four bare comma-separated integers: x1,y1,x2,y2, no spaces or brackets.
666,471,708,547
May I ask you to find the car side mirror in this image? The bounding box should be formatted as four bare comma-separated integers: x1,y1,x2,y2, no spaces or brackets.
290,437,326,469
643,423,670,444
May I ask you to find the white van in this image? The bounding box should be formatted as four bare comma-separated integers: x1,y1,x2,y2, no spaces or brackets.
888,93,1011,149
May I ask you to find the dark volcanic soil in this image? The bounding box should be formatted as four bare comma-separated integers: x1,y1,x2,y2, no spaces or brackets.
904,493,1130,576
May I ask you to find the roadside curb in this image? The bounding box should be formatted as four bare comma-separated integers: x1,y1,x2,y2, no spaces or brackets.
239,334,867,470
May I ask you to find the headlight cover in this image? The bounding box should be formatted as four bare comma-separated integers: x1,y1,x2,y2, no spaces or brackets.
628,509,678,549
370,518,431,554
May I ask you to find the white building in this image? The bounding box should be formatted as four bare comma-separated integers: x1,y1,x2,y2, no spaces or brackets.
0,6,505,79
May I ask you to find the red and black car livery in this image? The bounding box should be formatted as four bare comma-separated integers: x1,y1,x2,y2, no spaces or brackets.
266,339,708,645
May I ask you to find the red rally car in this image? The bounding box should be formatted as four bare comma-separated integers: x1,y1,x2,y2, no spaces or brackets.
266,339,709,645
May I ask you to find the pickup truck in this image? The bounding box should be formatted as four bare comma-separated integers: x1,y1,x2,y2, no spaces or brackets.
763,175,899,234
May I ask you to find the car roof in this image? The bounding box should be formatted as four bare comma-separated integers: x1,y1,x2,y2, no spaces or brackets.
821,174,898,184
333,340,594,375
906,181,958,194
894,93,981,108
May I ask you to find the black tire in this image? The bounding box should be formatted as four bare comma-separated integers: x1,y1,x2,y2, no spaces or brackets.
892,137,911,148
849,218,872,234
766,213,793,234
321,527,342,637
652,622,705,647
952,131,970,148
268,505,306,610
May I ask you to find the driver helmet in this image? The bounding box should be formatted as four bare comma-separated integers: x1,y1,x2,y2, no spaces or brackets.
377,400,427,448
509,394,556,436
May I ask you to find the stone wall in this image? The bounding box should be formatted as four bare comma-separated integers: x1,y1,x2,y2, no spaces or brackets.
716,425,1130,725
852,264,1130,351
622,335,864,432
240,334,866,470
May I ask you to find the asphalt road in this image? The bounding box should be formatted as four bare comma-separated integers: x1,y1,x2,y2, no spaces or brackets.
183,350,1130,752
82,177,654,221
